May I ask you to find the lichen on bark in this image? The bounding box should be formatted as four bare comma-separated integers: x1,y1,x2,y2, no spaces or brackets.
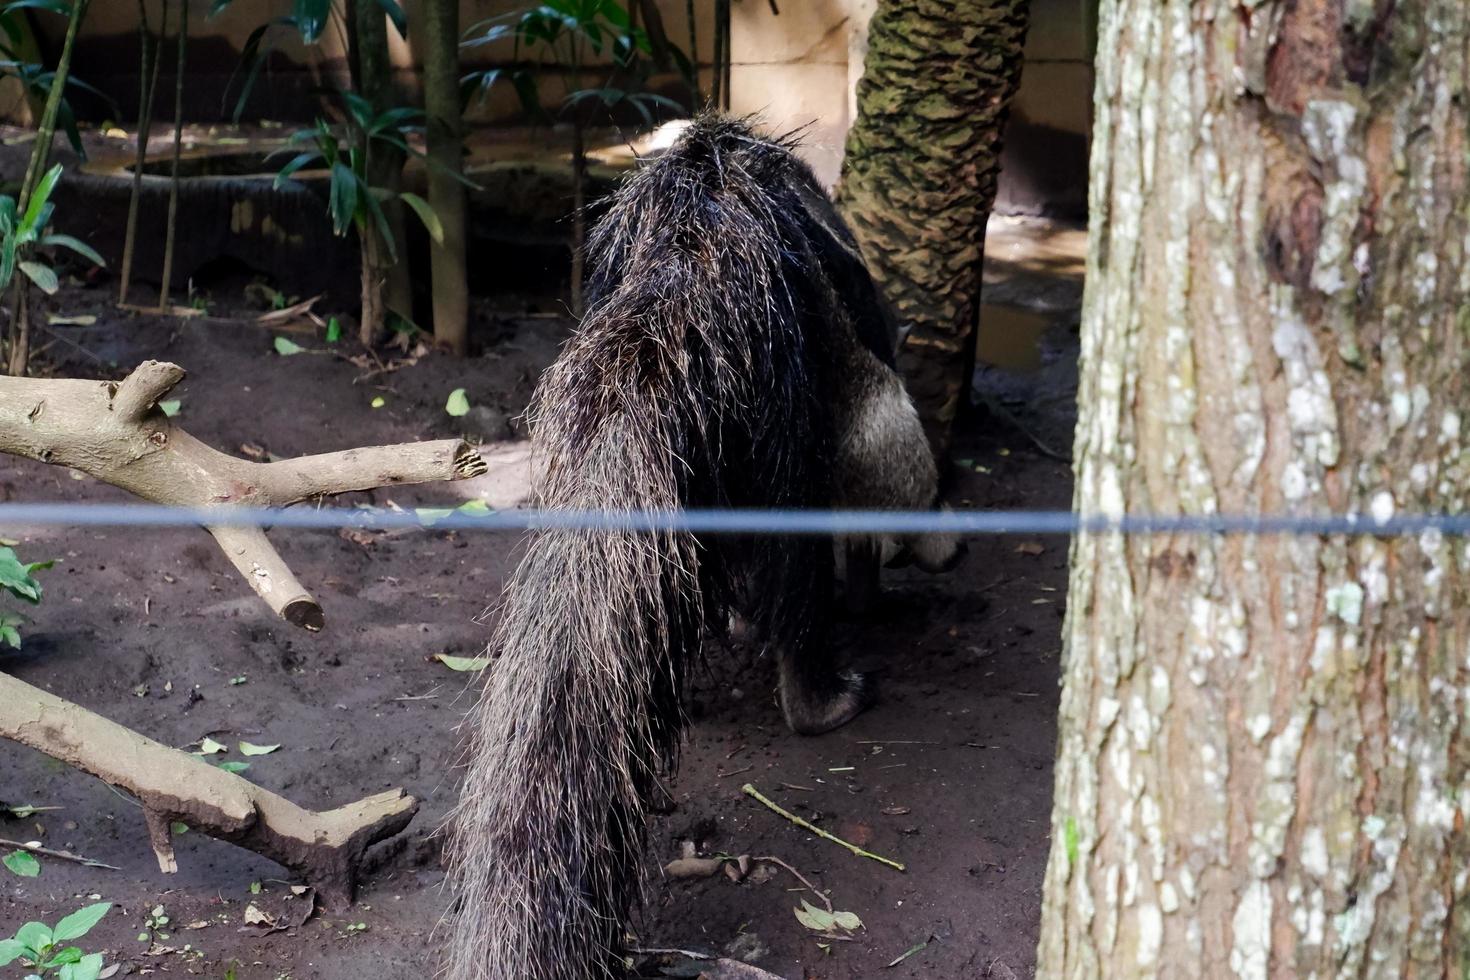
1040,0,1470,976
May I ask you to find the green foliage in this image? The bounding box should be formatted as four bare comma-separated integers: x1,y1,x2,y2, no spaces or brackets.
214,0,409,120
0,162,105,298
2,849,39,877
461,0,687,126
0,902,110,980
273,94,443,262
0,543,52,649
0,0,116,156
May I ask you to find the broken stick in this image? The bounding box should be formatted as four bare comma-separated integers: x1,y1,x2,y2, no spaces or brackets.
741,783,905,872
0,359,488,630
1,671,415,908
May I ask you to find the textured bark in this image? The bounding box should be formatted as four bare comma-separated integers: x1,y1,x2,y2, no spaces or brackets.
1039,1,1470,977
421,0,468,355
0,670,416,908
837,0,1029,458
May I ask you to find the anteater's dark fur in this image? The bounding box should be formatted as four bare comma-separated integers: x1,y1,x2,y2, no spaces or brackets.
445,115,956,980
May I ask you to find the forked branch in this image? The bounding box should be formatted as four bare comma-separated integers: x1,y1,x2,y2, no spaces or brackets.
0,359,489,630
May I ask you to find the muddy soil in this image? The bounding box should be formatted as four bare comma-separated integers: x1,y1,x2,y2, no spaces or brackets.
0,218,1080,980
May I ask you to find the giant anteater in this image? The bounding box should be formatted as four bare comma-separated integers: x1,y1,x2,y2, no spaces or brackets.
446,114,961,980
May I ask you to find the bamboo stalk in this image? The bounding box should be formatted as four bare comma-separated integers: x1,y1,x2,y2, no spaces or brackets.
157,0,188,311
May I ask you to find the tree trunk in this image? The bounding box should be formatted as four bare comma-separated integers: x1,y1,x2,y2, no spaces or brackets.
1039,1,1470,976
358,230,384,348
421,0,467,355
351,0,411,335
836,0,1029,460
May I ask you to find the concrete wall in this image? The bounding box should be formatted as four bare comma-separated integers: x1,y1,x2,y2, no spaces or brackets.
35,0,1091,214
729,0,1094,216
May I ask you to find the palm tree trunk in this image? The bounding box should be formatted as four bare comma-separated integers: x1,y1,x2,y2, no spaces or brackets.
836,0,1029,460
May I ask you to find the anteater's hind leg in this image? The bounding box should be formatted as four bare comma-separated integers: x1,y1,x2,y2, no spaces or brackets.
763,537,874,735
843,537,882,616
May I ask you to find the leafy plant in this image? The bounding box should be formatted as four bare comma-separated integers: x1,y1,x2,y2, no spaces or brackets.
0,901,111,980
461,0,685,312
273,92,442,344
211,0,409,120
0,163,104,299
0,0,114,158
461,0,686,125
0,543,53,648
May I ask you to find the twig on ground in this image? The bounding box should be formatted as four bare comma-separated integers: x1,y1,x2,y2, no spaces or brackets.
0,837,119,870
741,783,905,872
754,854,831,911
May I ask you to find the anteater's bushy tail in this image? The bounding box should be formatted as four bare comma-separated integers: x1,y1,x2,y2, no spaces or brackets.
444,116,851,980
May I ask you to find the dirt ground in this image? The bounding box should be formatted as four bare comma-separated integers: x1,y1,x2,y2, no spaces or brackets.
0,216,1082,979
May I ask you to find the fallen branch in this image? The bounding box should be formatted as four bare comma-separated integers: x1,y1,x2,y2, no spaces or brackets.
0,359,488,630
1,671,416,908
0,836,119,871
740,783,905,872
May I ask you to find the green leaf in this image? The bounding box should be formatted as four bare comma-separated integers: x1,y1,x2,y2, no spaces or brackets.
15,921,51,951
44,945,81,967
325,316,341,342
3,849,39,877
0,938,27,967
239,741,280,756
375,0,407,38
19,162,61,234
170,822,189,835
217,761,251,775
273,336,305,356
433,654,491,672
52,903,110,943
399,192,443,244
38,233,104,267
272,151,320,189
195,736,227,755
3,0,73,14
158,399,181,417
19,260,58,294
327,162,359,235
415,507,453,526
445,388,470,417
0,622,20,649
794,900,835,932
59,951,104,980
0,546,45,603
369,396,385,409
456,499,492,517
830,909,864,931
291,0,330,42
